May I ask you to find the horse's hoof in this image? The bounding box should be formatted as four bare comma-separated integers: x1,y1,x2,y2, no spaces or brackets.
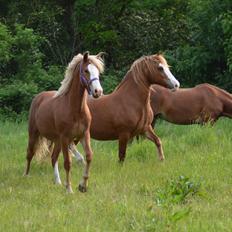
54,179,62,185
23,173,30,177
159,157,165,161
118,159,124,165
78,184,87,193
66,186,74,194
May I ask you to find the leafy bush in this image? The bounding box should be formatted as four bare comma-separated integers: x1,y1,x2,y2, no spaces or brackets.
0,23,13,63
221,11,232,72
143,175,203,229
155,175,201,207
0,23,63,118
1,0,232,119
101,68,125,94
0,81,38,114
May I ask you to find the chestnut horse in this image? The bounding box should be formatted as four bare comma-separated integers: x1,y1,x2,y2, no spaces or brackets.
24,52,104,193
56,54,180,171
150,83,232,126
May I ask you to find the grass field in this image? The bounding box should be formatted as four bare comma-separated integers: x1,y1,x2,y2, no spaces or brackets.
0,119,232,231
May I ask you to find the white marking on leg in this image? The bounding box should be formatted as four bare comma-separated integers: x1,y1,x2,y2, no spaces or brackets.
69,144,85,165
54,161,62,185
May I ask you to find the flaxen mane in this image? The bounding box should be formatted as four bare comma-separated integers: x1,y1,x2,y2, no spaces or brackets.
55,54,104,97
115,54,168,91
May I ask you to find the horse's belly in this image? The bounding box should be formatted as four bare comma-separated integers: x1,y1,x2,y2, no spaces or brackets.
36,113,58,139
163,108,201,125
90,127,118,140
37,120,58,140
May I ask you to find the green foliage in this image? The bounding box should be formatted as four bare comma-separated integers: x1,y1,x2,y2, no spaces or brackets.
155,175,201,206
0,80,38,113
143,175,202,227
101,69,126,93
221,11,232,72
0,23,63,118
0,23,13,63
1,0,232,117
169,0,232,89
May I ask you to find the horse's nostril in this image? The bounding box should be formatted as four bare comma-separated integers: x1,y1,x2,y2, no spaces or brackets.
95,89,98,94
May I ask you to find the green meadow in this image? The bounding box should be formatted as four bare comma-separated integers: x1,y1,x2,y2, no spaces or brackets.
0,119,232,232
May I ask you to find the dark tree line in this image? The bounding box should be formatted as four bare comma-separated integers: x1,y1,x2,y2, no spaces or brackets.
0,0,232,117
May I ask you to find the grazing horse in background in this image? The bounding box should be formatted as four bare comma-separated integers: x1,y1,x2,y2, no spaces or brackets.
150,83,232,126
24,52,104,193
61,54,180,171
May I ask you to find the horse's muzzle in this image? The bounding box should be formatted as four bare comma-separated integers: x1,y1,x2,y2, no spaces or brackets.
92,89,103,98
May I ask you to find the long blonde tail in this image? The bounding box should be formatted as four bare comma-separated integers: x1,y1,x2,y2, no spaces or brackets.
34,136,53,162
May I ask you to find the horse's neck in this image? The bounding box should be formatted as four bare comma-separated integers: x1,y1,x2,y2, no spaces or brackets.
66,71,87,115
116,72,150,104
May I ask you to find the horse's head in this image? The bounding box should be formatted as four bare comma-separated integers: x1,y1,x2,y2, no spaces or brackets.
148,54,180,90
80,51,104,98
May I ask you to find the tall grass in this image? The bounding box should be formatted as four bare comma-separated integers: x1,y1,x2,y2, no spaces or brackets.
0,119,232,231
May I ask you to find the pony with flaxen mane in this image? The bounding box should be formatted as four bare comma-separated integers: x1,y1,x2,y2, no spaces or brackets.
150,83,232,126
24,52,104,193
52,54,180,179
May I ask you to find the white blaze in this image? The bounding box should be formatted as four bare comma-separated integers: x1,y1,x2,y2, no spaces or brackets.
88,64,103,95
159,63,180,89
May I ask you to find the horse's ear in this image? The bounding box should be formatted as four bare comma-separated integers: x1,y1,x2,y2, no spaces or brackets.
157,51,164,57
96,52,106,59
83,51,89,62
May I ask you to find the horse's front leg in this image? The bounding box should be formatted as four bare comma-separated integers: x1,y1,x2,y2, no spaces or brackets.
78,131,93,193
118,133,130,162
61,137,73,193
51,141,62,185
145,125,164,161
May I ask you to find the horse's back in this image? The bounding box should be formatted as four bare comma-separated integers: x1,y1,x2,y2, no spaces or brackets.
30,91,56,109
152,83,225,124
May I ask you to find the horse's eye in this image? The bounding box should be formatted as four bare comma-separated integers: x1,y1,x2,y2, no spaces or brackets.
158,66,163,71
85,70,89,74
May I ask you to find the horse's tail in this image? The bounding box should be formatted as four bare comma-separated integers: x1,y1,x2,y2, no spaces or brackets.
34,136,53,162
27,92,54,162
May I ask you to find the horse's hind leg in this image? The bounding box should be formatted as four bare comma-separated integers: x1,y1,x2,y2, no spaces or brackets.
24,132,39,176
69,143,85,166
145,125,164,161
151,116,158,129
